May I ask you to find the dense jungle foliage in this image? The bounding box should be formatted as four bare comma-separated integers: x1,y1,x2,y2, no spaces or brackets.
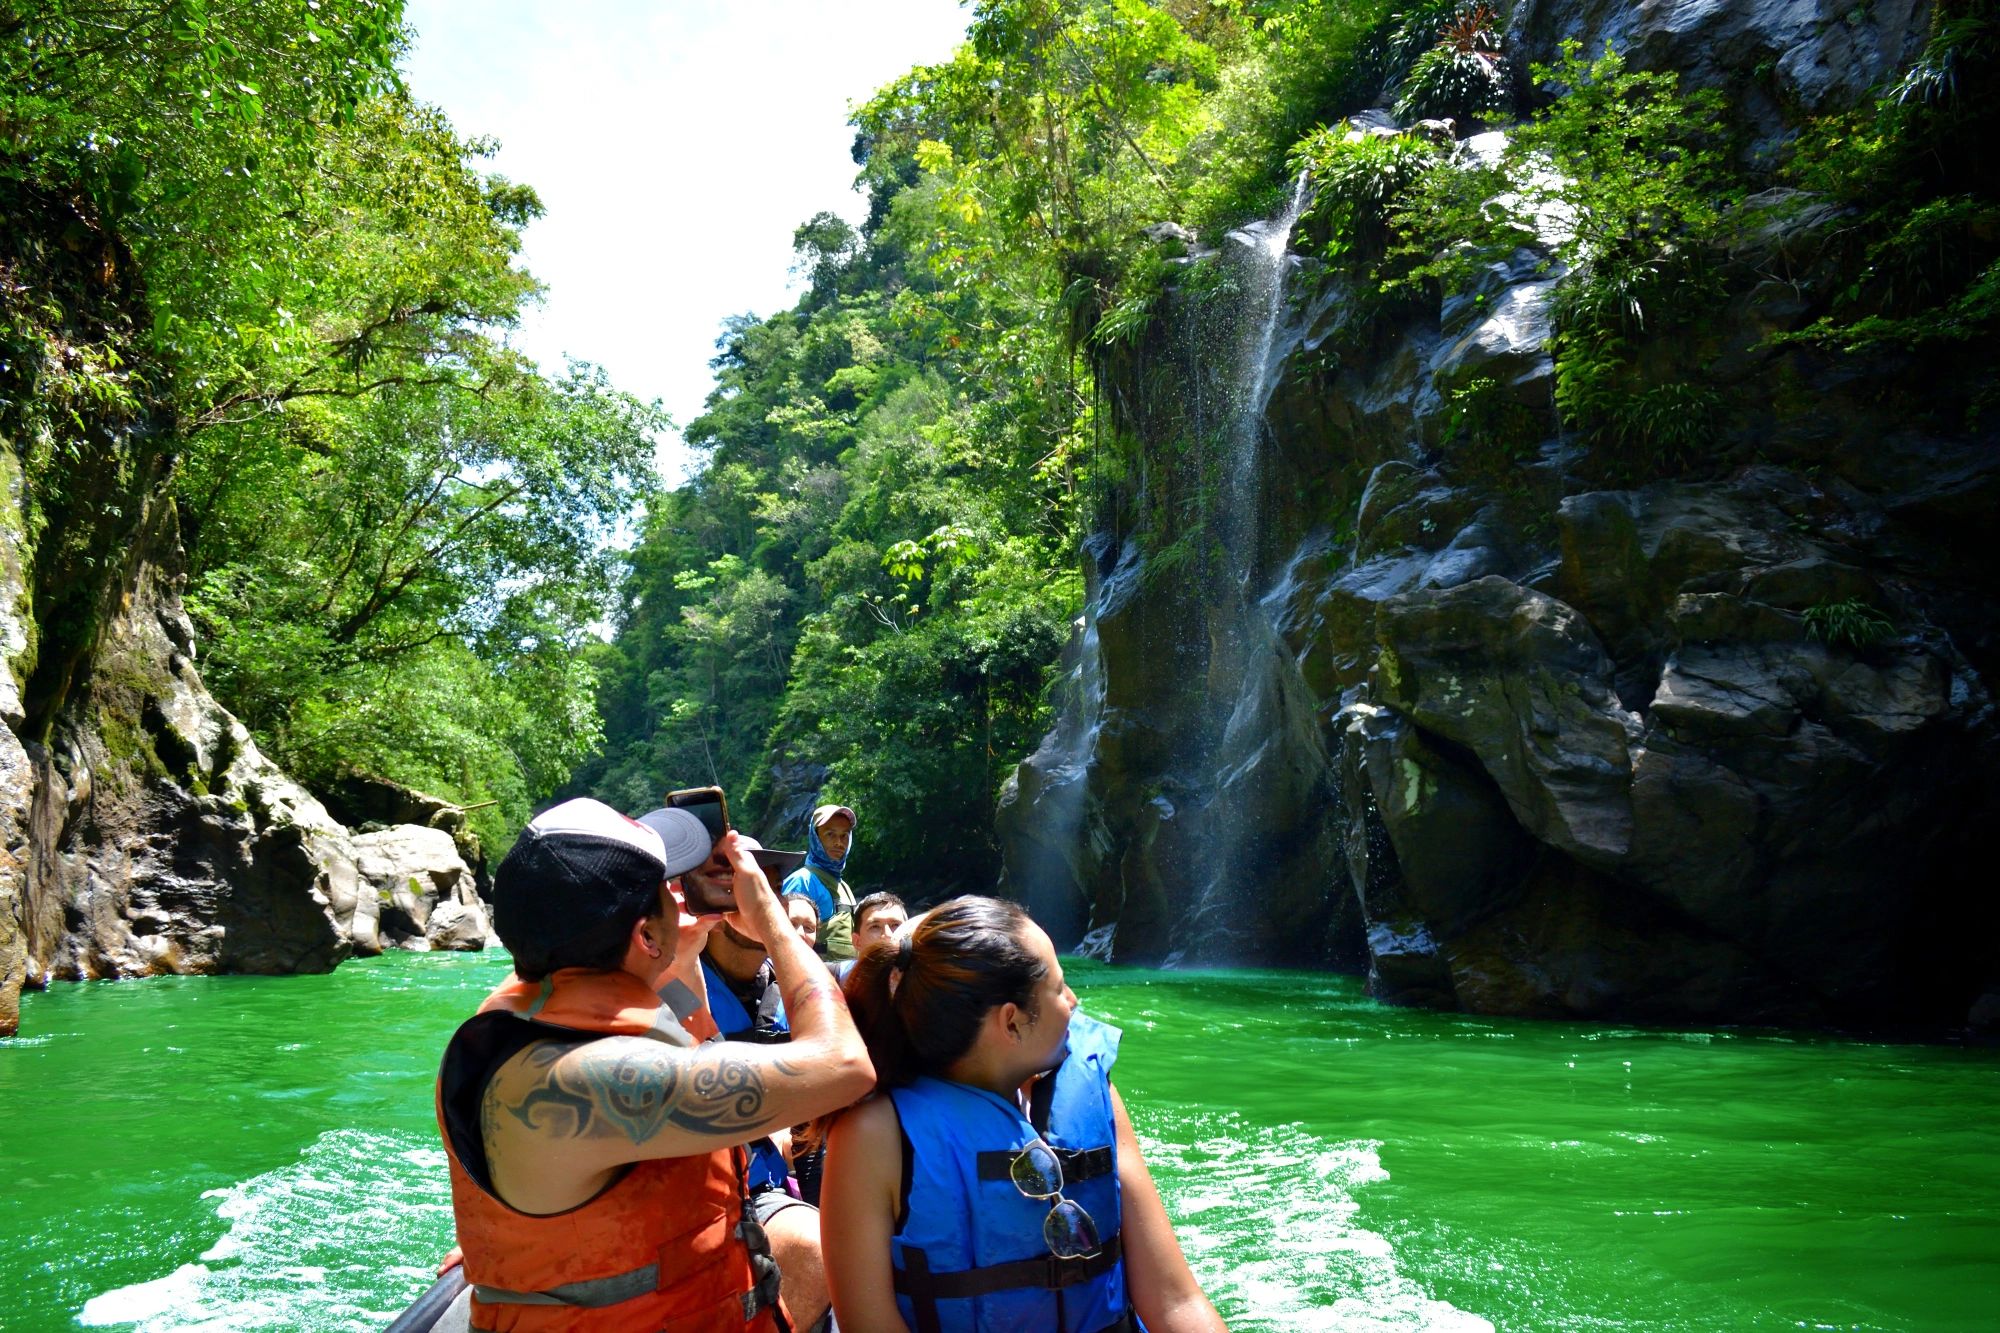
8,0,1993,876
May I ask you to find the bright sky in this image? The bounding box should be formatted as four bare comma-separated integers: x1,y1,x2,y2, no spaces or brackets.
401,2,970,479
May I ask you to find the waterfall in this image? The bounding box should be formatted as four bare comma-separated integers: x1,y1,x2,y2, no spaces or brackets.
997,553,1109,948
999,173,1331,964
1049,605,1106,791
1174,171,1320,956
1220,171,1312,577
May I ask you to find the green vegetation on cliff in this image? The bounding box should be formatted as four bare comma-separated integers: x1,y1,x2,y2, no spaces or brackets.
4,1,661,845
580,0,1998,883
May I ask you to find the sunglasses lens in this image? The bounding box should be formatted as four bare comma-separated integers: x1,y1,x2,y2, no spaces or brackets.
1045,1199,1101,1259
1011,1141,1063,1199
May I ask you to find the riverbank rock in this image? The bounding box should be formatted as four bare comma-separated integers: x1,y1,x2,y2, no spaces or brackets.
0,184,440,1036
352,823,492,951
423,900,492,952
21,528,361,987
323,770,488,894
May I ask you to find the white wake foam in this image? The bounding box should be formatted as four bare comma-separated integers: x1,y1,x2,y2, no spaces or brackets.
1138,1110,1494,1332
79,1129,453,1332
81,1116,1488,1331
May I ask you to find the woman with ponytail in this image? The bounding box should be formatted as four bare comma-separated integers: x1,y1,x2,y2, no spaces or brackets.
820,896,1225,1333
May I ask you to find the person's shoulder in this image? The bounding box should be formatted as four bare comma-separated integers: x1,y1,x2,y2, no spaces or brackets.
831,1090,902,1156
779,864,812,891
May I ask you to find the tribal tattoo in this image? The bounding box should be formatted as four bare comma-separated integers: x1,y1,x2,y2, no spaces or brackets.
497,1038,803,1145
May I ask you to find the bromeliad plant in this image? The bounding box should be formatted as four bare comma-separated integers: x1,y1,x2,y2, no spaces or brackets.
1394,3,1510,125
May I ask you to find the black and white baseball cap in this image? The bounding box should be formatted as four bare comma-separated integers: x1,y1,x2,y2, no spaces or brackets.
492,798,672,974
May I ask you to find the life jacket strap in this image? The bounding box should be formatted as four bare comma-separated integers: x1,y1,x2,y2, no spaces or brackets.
975,1145,1114,1183
807,866,857,910
893,1230,1123,1303
473,1208,783,1321
737,1213,786,1325
473,1265,659,1308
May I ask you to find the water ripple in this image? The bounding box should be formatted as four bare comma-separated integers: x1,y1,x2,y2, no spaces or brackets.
1138,1110,1493,1332
79,1128,453,1332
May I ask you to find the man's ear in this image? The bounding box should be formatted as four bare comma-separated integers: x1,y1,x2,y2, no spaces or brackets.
632,908,663,959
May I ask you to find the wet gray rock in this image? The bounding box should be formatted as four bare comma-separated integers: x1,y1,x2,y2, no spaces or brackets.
1429,266,1558,394
1377,576,1643,866
1510,0,1932,155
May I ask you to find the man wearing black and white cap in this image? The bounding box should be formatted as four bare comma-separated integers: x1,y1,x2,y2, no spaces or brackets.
433,797,871,1332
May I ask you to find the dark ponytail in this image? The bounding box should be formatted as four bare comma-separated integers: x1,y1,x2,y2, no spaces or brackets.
842,895,1046,1091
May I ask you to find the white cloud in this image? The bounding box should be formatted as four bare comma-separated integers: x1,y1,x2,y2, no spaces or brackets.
402,1,969,479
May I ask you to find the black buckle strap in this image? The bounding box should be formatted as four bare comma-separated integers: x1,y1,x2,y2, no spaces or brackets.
737,1192,788,1329
893,1231,1122,1303
976,1145,1114,1183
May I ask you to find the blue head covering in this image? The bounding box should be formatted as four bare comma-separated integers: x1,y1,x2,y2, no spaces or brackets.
804,804,855,878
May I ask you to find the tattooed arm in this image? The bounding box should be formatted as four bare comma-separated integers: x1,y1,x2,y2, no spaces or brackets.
482,830,873,1215
485,1030,874,1213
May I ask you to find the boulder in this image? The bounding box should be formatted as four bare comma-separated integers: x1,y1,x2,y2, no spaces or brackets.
320,771,486,889
1375,576,1643,866
425,900,493,952
351,824,481,950
1356,708,1532,935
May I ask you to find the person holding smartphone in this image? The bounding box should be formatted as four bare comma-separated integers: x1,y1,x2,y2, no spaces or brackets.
433,797,870,1333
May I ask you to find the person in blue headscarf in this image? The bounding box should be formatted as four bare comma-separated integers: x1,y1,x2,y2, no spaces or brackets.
782,804,859,960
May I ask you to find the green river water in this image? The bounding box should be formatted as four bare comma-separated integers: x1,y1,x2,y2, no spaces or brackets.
3,951,1997,1332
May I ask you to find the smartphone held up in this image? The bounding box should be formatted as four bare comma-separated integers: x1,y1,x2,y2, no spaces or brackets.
665,786,807,914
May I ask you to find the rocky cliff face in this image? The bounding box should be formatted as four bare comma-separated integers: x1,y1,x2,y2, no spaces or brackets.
0,487,497,1036
0,191,489,1038
998,0,2000,1028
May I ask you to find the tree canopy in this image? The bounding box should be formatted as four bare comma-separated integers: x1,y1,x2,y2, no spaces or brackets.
5,1,664,847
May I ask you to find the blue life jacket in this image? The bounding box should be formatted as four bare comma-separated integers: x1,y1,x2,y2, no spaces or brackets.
886,1012,1138,1333
700,955,790,1192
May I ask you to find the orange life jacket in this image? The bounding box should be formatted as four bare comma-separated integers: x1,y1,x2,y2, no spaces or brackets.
436,967,783,1333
